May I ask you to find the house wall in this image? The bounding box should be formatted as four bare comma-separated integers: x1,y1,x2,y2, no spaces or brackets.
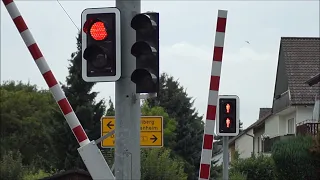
279,111,295,135
296,106,314,123
253,128,264,154
228,106,315,160
229,144,235,162
265,115,280,137
235,129,254,159
268,106,313,137
211,152,223,166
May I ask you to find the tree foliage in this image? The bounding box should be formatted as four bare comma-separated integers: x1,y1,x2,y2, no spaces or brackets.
51,33,106,170
1,30,252,180
0,150,24,180
0,150,52,180
102,102,179,166
210,160,222,179
230,152,275,180
228,170,247,180
147,73,204,179
0,81,59,171
309,132,320,177
141,148,187,180
141,103,177,149
271,135,317,180
22,169,52,180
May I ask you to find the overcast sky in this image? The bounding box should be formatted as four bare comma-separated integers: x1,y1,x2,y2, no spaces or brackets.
1,1,319,129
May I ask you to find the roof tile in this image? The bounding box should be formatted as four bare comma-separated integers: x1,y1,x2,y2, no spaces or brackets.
281,37,320,105
259,108,272,119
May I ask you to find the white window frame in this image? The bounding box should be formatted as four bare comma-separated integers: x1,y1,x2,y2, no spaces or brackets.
287,118,295,134
257,137,260,153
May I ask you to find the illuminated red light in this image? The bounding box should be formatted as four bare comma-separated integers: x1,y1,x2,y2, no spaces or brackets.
90,21,108,41
226,118,231,128
226,103,230,113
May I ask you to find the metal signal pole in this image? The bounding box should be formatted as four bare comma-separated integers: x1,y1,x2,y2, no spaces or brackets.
115,0,141,179
222,136,229,180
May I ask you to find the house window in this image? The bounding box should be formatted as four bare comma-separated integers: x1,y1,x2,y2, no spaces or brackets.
258,137,260,153
288,118,294,134
263,137,273,153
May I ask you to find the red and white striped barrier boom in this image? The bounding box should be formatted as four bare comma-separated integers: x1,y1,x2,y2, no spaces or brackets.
199,10,228,180
2,0,90,147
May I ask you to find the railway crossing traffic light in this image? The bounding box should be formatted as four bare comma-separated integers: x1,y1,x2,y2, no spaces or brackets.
81,7,121,82
130,12,160,93
216,95,240,136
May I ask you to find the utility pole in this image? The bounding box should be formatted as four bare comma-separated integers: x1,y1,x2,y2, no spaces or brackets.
222,136,229,180
115,0,141,179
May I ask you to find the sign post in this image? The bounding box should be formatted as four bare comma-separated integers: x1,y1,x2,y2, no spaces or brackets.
114,1,141,179
217,95,240,180
101,116,163,148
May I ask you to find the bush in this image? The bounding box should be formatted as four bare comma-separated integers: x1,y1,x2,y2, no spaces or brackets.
229,170,247,180
230,153,275,180
141,148,187,180
22,169,52,180
215,170,246,180
210,160,222,179
271,135,317,180
309,132,320,177
0,150,24,180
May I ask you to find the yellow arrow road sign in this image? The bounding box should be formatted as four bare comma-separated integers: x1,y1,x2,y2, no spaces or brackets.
140,132,162,146
101,116,163,148
102,117,115,132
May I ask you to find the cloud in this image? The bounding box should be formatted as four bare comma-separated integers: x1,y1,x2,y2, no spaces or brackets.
226,47,272,62
162,42,212,61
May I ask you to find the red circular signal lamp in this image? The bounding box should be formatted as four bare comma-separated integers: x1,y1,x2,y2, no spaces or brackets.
89,21,108,41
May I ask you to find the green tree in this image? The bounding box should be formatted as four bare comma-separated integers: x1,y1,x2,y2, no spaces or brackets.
229,170,247,180
210,135,223,179
210,146,223,179
141,103,177,149
0,81,59,171
102,101,179,165
210,161,222,179
22,169,53,180
106,97,115,116
147,73,204,179
0,150,24,180
52,33,106,170
101,98,115,166
141,148,187,180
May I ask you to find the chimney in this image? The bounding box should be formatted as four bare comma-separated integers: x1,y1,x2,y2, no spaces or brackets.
259,108,272,119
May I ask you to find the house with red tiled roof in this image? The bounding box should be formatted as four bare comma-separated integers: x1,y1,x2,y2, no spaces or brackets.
228,37,320,160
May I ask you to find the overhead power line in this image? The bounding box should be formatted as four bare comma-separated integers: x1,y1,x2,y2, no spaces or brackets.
56,0,79,31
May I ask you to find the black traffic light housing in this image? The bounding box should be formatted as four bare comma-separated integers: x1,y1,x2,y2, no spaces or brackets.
81,8,121,82
216,95,240,136
131,12,159,93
